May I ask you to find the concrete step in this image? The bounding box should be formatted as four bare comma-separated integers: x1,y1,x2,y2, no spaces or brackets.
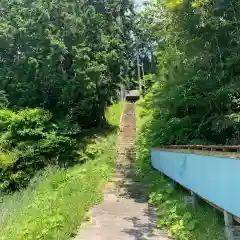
117,102,136,164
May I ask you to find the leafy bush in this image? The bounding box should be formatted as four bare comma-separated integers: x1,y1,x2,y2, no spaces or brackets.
0,108,79,192
0,91,9,108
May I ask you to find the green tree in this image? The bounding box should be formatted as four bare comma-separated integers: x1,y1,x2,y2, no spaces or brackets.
0,0,135,127
137,0,240,145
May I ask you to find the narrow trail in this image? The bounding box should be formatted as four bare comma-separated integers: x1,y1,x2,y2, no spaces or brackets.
76,102,169,240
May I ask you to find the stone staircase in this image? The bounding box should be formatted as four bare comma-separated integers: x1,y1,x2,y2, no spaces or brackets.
76,100,170,240
117,102,136,165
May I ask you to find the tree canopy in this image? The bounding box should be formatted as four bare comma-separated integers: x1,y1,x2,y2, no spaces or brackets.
0,0,135,191
137,0,240,145
0,0,135,127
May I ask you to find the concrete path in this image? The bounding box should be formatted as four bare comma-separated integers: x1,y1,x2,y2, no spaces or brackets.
75,102,170,240
75,170,169,240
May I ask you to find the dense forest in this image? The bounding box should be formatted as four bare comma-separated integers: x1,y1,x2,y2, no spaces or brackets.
0,0,135,191
138,0,240,146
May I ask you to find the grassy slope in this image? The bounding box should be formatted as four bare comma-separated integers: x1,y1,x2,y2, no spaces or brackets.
105,101,123,127
135,103,225,240
0,102,123,240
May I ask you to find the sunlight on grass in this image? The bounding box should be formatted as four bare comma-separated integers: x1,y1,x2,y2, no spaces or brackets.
0,102,123,240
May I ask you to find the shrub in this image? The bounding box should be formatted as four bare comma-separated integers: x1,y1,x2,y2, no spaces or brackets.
0,108,79,192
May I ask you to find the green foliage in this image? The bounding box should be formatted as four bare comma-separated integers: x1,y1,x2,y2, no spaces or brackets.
0,132,117,240
0,91,9,108
0,101,122,239
0,108,79,192
137,0,240,145
135,1,240,233
0,0,134,127
135,104,225,240
148,176,224,240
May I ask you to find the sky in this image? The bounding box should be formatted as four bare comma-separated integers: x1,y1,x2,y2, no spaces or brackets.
134,0,145,10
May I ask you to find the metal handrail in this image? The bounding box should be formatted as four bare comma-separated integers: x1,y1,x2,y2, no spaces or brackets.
152,145,240,152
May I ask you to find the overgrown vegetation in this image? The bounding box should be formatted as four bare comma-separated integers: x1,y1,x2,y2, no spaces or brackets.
0,108,80,192
0,0,134,192
137,0,240,145
134,1,240,237
136,103,225,240
0,102,122,240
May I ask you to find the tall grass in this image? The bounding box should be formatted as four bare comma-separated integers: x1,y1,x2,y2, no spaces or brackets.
105,101,124,127
0,102,123,240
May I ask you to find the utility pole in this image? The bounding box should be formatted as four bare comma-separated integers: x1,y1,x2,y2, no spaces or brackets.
136,41,143,99
141,62,145,88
